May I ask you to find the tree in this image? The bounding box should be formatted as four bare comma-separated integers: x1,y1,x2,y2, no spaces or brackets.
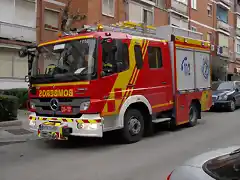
60,0,86,32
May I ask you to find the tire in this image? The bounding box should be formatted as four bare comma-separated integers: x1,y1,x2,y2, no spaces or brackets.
169,118,177,131
120,109,144,144
188,103,198,127
228,100,236,112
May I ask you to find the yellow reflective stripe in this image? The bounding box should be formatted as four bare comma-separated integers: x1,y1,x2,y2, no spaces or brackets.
88,120,97,123
66,118,73,123
38,117,44,121
77,120,84,124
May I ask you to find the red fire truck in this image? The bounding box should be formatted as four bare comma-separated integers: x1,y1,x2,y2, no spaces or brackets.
19,21,212,143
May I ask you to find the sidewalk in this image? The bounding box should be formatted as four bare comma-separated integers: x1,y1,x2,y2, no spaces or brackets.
0,110,40,144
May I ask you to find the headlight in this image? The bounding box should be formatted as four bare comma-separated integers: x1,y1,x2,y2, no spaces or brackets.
80,101,90,111
29,101,36,110
218,95,228,100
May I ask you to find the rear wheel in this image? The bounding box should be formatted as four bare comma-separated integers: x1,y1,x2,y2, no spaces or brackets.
188,103,198,127
120,109,144,144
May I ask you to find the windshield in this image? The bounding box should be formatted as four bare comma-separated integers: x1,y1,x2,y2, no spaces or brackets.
32,38,97,81
203,152,240,180
213,82,234,91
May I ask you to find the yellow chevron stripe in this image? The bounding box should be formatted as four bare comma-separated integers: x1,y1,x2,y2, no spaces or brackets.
102,38,144,116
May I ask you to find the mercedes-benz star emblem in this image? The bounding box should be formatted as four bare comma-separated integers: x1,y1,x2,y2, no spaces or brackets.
50,98,59,111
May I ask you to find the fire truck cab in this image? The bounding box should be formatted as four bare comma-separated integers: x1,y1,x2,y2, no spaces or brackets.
20,22,212,143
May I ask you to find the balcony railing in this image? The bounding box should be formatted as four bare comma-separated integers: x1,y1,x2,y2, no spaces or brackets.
217,20,230,32
171,0,188,16
0,21,36,42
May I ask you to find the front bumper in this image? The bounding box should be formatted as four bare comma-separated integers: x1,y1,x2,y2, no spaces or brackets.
212,101,231,109
29,113,103,140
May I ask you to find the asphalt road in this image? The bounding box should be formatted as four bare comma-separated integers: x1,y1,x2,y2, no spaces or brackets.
1,110,240,180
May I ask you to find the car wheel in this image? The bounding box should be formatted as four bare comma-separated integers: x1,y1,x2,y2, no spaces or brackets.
120,109,144,144
228,100,236,112
188,103,198,127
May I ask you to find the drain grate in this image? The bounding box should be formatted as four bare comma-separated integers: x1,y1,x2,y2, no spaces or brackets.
5,128,32,135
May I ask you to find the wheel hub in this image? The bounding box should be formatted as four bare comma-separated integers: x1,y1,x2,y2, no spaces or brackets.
128,117,141,136
189,107,196,122
231,101,235,109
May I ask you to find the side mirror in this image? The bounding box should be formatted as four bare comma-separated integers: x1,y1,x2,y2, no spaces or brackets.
19,48,28,58
25,75,30,82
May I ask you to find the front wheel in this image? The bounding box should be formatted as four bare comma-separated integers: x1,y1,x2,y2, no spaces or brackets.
120,109,144,144
228,100,236,112
188,103,198,127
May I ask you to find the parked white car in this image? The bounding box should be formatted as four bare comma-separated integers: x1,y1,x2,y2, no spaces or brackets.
168,146,240,180
0,78,28,90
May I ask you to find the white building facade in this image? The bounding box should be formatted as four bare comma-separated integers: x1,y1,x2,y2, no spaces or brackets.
0,0,36,79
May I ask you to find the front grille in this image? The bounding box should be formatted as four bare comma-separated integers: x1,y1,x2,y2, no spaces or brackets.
32,97,89,118
36,112,82,118
37,98,73,102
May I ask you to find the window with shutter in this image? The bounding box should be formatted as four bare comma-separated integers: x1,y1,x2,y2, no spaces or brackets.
191,0,197,9
218,33,229,47
102,0,115,17
44,9,59,30
237,16,240,29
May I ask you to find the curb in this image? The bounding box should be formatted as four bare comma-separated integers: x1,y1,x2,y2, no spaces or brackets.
18,110,30,116
0,120,22,128
0,132,40,144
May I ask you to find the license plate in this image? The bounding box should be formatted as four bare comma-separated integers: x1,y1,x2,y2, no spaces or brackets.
39,122,59,132
61,105,73,113
40,131,52,138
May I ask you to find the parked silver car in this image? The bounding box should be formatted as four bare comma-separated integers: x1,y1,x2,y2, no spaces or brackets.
167,146,240,180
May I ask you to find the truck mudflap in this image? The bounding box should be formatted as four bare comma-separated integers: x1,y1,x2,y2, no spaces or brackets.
29,113,103,140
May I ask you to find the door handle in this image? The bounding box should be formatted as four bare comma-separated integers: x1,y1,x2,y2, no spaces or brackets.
161,82,167,84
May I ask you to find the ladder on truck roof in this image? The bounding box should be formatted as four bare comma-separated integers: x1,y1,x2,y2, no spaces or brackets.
82,21,159,38
81,21,205,42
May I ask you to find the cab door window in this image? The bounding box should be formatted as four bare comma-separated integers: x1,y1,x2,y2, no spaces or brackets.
102,39,129,76
147,46,163,69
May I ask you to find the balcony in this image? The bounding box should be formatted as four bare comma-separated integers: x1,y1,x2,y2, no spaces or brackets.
217,20,230,32
217,46,229,57
219,0,231,6
139,0,156,6
171,0,188,16
0,21,36,43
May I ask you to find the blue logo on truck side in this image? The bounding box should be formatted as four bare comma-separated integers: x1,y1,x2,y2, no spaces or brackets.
181,57,190,76
202,58,209,80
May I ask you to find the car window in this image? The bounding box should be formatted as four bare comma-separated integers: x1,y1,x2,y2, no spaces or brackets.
212,82,221,91
203,152,240,180
235,82,240,88
217,82,234,90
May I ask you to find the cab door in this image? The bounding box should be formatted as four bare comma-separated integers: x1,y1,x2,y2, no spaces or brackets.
144,41,173,113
